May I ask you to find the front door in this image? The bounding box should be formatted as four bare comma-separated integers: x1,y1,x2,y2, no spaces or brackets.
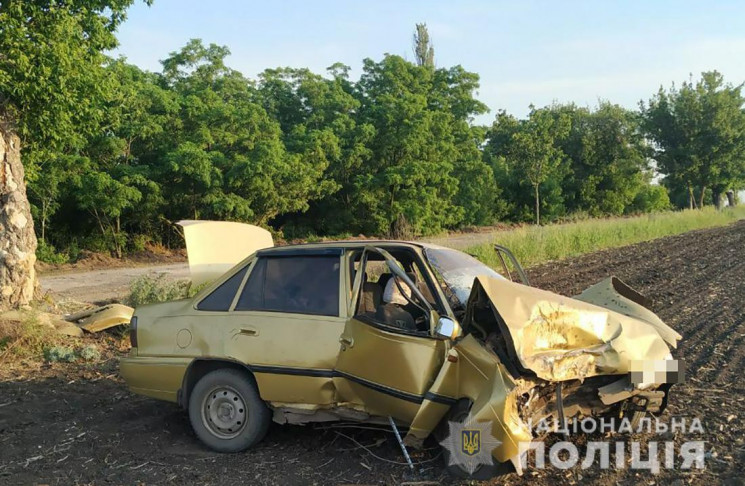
333,247,447,423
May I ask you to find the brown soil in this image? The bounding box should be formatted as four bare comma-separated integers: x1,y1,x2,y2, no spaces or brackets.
3,222,745,485
36,245,186,276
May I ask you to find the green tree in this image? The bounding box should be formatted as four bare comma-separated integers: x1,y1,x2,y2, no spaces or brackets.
352,55,487,235
552,102,651,216
642,71,745,209
0,0,150,169
413,23,435,68
76,168,142,258
256,66,371,233
156,40,335,225
0,0,147,309
486,107,570,225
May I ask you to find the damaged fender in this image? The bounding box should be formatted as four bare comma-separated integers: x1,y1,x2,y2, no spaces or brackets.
405,335,533,472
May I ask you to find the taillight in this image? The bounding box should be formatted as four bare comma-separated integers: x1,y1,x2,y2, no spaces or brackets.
130,316,138,348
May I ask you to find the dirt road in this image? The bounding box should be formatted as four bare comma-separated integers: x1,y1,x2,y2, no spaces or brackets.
39,263,190,304
3,222,745,485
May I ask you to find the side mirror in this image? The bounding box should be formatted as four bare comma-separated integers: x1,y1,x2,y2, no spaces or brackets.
435,316,462,340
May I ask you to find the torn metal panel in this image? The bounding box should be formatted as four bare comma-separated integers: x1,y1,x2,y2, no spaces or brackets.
597,376,634,405
66,304,134,333
472,276,677,382
574,276,681,347
178,220,273,286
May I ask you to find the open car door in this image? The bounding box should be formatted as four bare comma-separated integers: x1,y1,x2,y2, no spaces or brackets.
332,247,447,423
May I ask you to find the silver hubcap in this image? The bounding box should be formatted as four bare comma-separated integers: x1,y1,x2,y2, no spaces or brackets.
201,385,247,439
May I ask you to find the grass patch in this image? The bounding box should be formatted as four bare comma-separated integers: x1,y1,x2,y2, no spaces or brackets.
0,312,62,363
0,313,108,366
466,206,745,269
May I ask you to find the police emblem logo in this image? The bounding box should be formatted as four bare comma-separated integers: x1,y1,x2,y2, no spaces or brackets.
461,429,481,456
440,413,502,475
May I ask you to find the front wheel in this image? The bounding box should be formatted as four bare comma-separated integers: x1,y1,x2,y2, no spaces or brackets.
188,368,271,452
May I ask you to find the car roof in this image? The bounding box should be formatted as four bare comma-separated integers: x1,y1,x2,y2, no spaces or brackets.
259,239,447,254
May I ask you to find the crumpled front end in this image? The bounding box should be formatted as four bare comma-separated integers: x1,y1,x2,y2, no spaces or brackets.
444,275,682,473
468,276,681,382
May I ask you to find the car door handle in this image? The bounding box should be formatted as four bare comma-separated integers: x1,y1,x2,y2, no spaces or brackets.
239,327,259,337
339,336,354,348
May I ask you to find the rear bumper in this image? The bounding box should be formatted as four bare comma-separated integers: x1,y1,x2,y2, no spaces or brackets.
120,351,191,403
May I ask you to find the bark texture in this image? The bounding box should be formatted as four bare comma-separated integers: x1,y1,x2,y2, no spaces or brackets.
0,124,38,310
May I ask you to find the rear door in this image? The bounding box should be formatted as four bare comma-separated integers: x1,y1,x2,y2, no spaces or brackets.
220,249,347,405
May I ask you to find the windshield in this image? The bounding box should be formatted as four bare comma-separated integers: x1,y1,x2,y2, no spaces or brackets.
423,246,505,307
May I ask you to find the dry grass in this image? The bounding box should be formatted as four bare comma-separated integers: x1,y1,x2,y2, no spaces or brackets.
0,312,62,365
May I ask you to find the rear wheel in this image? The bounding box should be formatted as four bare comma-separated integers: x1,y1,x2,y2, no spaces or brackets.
188,368,271,452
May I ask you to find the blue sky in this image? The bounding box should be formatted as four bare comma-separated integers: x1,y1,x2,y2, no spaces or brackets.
114,0,745,123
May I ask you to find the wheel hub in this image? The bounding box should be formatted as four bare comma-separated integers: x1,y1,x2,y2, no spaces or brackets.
201,385,248,439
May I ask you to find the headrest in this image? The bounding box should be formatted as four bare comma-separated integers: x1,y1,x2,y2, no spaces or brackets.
383,277,411,306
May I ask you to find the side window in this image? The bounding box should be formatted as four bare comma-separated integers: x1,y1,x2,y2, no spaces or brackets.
235,255,340,316
196,266,248,311
354,250,430,334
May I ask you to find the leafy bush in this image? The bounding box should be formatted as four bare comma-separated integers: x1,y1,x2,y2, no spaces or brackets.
36,240,70,264
126,274,191,307
129,234,151,253
629,185,671,213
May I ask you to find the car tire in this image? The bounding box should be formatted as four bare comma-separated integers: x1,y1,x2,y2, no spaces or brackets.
188,368,271,452
438,400,513,480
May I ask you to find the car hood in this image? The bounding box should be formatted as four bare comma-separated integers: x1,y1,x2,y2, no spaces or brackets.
464,276,681,382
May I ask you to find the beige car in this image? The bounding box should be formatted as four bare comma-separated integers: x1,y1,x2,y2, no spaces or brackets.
120,241,682,478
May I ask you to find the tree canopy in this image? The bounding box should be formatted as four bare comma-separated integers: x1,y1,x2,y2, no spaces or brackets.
642,71,745,209
1,10,742,261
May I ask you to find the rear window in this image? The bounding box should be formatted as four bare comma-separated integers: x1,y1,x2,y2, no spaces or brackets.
196,266,248,311
235,255,340,316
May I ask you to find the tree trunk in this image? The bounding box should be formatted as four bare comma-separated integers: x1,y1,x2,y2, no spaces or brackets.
534,183,540,226
0,124,38,311
712,189,722,210
687,182,694,210
698,185,706,209
726,190,736,207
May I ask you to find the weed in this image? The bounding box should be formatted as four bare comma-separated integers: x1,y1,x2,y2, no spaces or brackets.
126,273,191,307
78,344,101,361
43,345,77,363
0,312,60,363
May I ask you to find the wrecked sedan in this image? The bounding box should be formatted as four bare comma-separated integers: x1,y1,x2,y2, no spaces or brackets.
120,240,681,478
